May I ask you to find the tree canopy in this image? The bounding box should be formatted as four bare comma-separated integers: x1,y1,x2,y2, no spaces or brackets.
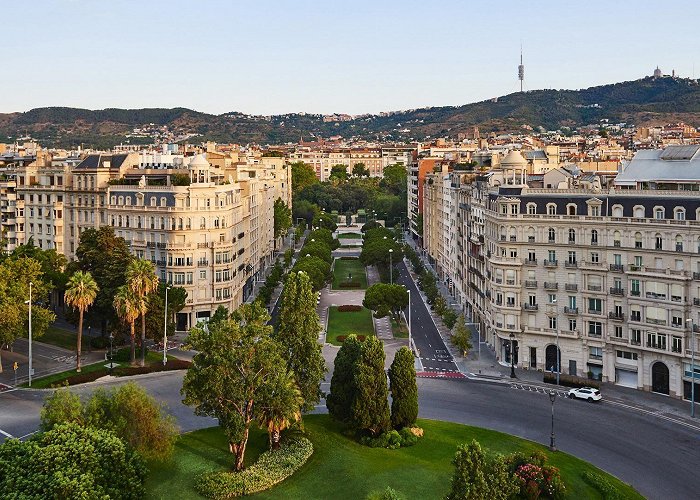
363,283,408,321
274,197,292,239
388,347,418,429
291,161,318,193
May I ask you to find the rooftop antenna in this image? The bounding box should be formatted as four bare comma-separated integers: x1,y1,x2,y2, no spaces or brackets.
518,43,525,92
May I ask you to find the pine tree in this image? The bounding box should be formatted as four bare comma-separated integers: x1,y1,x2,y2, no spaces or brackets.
446,440,518,500
388,347,418,429
327,335,362,423
352,336,391,436
274,271,326,411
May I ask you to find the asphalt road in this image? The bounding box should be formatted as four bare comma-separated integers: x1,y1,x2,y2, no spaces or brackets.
395,261,460,374
2,371,698,499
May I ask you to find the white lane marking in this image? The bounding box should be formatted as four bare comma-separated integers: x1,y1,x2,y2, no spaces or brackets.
18,431,38,440
603,399,700,432
0,428,14,438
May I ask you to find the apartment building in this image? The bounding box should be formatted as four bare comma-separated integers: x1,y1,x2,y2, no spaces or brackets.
288,146,412,181
422,146,700,399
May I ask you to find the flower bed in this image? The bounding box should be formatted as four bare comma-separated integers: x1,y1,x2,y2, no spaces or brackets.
338,305,363,312
336,335,367,343
195,437,313,499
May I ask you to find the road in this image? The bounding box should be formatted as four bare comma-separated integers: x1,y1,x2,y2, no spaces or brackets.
395,260,460,374
1,371,698,499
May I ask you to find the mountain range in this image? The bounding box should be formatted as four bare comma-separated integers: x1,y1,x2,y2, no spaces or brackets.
2,76,700,148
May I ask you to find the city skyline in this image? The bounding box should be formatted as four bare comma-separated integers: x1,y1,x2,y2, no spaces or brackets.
4,0,699,116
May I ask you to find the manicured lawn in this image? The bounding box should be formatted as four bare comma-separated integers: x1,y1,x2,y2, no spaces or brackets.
37,326,77,350
391,317,409,338
332,258,367,289
145,415,642,500
337,232,363,239
326,306,375,346
28,361,117,389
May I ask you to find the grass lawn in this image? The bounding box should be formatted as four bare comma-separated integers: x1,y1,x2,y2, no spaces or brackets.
332,258,367,289
36,326,77,350
145,415,642,500
326,306,375,346
391,317,409,338
337,232,363,239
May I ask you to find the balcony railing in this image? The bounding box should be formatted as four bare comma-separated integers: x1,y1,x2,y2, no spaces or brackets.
524,258,537,266
630,290,640,296
543,260,558,267
609,264,624,272
646,292,667,300
608,312,625,321
564,306,579,315
523,303,539,311
646,318,667,326
565,284,578,292
588,309,602,315
564,261,578,268
544,282,558,290
610,287,624,296
587,285,602,292
525,280,538,288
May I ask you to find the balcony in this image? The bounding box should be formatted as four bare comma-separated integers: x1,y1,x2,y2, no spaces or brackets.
565,283,578,292
588,309,602,315
646,318,667,326
609,264,624,272
645,292,667,300
523,258,537,266
544,282,558,290
500,235,506,241
525,280,538,288
631,290,640,297
587,285,602,292
646,342,667,351
564,306,579,315
614,241,621,247
564,261,578,268
197,260,209,267
509,236,517,242
610,287,624,296
630,314,641,322
608,312,625,321
543,259,558,268
523,303,539,311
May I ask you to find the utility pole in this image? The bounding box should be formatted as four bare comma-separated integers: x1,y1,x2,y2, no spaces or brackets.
28,282,33,387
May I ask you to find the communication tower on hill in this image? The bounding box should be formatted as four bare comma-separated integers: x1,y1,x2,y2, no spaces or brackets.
518,46,525,92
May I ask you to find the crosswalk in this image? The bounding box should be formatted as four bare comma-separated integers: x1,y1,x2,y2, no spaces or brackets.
510,382,569,398
51,355,76,363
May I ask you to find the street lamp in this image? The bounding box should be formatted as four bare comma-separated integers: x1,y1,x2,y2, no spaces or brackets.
389,248,394,284
548,390,557,451
687,318,696,418
163,284,172,366
509,333,516,378
552,297,560,385
108,332,114,375
25,282,33,387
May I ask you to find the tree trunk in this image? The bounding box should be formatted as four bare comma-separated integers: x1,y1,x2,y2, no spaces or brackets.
229,427,250,471
271,428,281,450
76,309,84,372
140,313,146,367
130,321,136,365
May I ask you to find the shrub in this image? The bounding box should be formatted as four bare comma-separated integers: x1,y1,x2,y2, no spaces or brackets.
339,281,362,288
340,256,358,260
338,305,363,312
359,428,420,449
581,471,624,500
195,437,313,498
366,486,406,500
505,451,566,500
112,358,191,376
336,335,367,343
543,372,600,389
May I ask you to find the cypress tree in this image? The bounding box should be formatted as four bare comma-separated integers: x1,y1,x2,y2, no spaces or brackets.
352,336,391,436
274,271,326,411
326,335,362,423
388,347,418,429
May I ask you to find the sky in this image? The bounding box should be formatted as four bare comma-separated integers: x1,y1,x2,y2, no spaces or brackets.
3,0,700,116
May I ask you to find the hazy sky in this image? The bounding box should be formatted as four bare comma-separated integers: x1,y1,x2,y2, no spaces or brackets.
4,0,699,115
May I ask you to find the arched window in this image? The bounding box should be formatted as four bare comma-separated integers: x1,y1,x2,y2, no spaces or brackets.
150,217,155,229
654,207,664,220
613,230,621,247
634,232,642,248
118,215,123,227
125,196,131,206
547,203,556,215
150,197,156,206
527,203,537,215
110,196,116,205
655,233,662,250
110,216,115,226
527,227,535,242
160,197,166,207
633,206,645,218
612,205,623,218
125,216,130,228
568,228,576,243
509,226,516,241
676,234,683,252
118,196,124,205
137,216,142,229
548,228,556,242
567,204,577,216
674,207,686,221
591,229,598,244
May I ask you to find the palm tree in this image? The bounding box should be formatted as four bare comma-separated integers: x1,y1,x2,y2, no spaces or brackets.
64,271,99,372
113,285,140,364
257,370,303,450
126,259,159,367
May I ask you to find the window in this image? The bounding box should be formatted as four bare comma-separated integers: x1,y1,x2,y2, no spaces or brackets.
548,316,557,329
591,229,598,244
674,207,686,220
631,329,641,344
548,250,556,262
548,228,556,242
590,205,600,217
200,270,206,279
633,206,645,218
590,346,603,360
676,234,683,252
630,308,641,321
588,321,602,337
568,296,577,308
590,252,599,263
634,232,642,248
568,319,577,331
613,230,621,247
614,326,623,338
654,207,664,219
567,250,577,264
547,204,556,215
527,203,536,215
548,293,557,304
655,233,663,250
567,204,577,215
612,205,623,217
568,229,576,243
588,298,602,313
616,350,638,360
673,336,683,353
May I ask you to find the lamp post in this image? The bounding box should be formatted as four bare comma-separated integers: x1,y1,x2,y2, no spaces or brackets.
389,248,394,284
509,332,516,378
87,325,91,354
108,332,114,375
163,284,171,366
687,318,696,418
408,288,412,354
548,390,557,451
27,282,33,387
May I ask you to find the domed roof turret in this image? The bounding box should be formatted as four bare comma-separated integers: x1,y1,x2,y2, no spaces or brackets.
188,154,209,169
501,150,526,167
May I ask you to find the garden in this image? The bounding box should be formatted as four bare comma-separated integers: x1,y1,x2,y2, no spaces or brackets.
326,305,375,345
332,257,367,289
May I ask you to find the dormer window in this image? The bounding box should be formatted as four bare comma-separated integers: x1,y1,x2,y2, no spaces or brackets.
547,203,556,215
654,207,665,220
674,207,686,221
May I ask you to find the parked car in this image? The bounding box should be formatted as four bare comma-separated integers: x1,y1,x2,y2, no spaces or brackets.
567,387,602,402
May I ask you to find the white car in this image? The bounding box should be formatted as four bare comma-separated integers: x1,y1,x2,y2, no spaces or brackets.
567,387,602,402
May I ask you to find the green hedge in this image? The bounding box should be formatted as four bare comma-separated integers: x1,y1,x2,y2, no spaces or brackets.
195,437,313,499
581,471,624,500
543,372,600,389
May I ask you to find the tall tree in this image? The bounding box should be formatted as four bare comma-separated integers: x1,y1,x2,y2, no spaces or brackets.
446,441,519,500
126,259,159,367
326,334,362,423
451,315,473,356
352,336,391,436
63,271,98,372
71,227,133,335
290,256,331,291
256,369,303,450
291,161,318,193
0,257,55,373
352,163,370,177
363,283,409,321
329,164,349,182
274,271,326,412
388,347,418,429
113,285,140,364
182,302,289,471
273,197,292,240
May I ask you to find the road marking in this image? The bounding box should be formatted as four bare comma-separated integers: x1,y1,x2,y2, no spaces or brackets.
18,431,38,440
0,428,14,439
602,399,700,432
